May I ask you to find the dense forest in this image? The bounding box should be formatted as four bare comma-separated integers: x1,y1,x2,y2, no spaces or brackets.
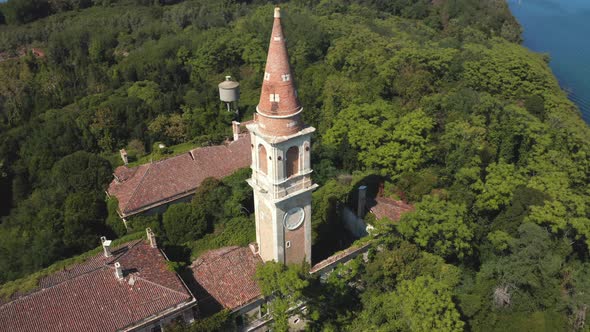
1,0,589,330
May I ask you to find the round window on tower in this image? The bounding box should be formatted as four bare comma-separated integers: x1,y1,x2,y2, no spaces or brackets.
283,207,305,231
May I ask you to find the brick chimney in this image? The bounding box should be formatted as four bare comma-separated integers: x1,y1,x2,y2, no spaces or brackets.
232,121,241,141
114,262,124,280
101,236,112,257
357,186,367,217
120,149,128,165
146,228,157,248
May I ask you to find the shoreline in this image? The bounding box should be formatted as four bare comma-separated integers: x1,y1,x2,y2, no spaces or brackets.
508,0,590,124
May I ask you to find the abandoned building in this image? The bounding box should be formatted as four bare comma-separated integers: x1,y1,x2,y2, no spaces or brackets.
0,230,196,332
107,126,251,220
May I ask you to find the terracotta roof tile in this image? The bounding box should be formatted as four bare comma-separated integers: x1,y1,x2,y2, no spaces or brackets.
370,197,414,222
0,241,194,332
257,8,301,118
108,135,251,217
190,246,262,311
255,7,303,136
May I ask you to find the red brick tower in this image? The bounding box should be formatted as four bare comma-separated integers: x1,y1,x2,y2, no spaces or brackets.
247,7,318,265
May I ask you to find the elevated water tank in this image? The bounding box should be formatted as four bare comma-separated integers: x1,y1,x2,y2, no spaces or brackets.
218,76,240,103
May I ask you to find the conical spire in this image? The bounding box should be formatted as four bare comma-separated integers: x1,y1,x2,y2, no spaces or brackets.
256,7,303,136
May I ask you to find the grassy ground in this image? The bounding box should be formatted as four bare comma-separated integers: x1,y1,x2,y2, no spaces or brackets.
187,216,256,260
103,141,199,169
130,141,197,166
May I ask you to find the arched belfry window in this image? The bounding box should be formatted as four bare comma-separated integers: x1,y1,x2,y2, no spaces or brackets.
258,144,268,175
286,146,299,178
303,142,310,170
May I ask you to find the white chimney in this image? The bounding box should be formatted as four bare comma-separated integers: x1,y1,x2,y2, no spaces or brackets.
232,121,241,141
357,186,367,217
146,228,157,248
120,149,128,165
101,236,112,257
249,242,259,255
114,262,124,280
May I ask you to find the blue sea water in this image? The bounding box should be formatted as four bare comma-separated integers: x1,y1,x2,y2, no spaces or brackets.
508,0,590,124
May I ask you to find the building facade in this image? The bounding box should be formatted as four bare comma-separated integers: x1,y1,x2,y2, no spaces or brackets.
246,8,318,265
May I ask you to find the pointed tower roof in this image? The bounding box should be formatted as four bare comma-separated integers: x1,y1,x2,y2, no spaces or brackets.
255,7,303,137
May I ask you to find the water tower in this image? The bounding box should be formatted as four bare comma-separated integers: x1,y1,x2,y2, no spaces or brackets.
218,75,240,114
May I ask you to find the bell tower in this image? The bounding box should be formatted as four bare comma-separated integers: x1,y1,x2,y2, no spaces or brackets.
246,7,317,265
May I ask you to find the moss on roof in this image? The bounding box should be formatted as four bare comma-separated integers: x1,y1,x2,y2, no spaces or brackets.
0,231,144,302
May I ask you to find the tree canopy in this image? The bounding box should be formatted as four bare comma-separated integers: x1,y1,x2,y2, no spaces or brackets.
0,0,589,330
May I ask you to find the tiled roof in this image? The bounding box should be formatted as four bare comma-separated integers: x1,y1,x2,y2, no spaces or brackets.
0,240,194,332
257,8,301,118
370,197,414,222
108,135,251,217
190,246,262,311
255,7,303,136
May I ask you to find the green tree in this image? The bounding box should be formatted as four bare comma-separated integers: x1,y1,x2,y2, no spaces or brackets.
106,197,126,237
524,95,545,120
439,115,487,177
398,195,473,259
3,0,51,25
564,263,590,331
324,101,434,178
182,105,232,141
351,276,464,332
486,230,513,253
472,161,524,214
255,262,309,332
306,258,362,330
311,179,350,245
148,113,187,144
191,178,229,227
396,276,465,332
166,310,233,332
364,241,461,293
50,151,112,194
127,80,161,109
162,203,207,245
491,185,550,235
63,192,106,252
462,41,556,99
478,223,565,311
219,168,253,219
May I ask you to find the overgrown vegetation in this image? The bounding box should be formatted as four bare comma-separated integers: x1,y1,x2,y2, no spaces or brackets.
1,0,589,330
167,309,234,332
122,168,255,261
255,262,310,332
0,231,144,301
